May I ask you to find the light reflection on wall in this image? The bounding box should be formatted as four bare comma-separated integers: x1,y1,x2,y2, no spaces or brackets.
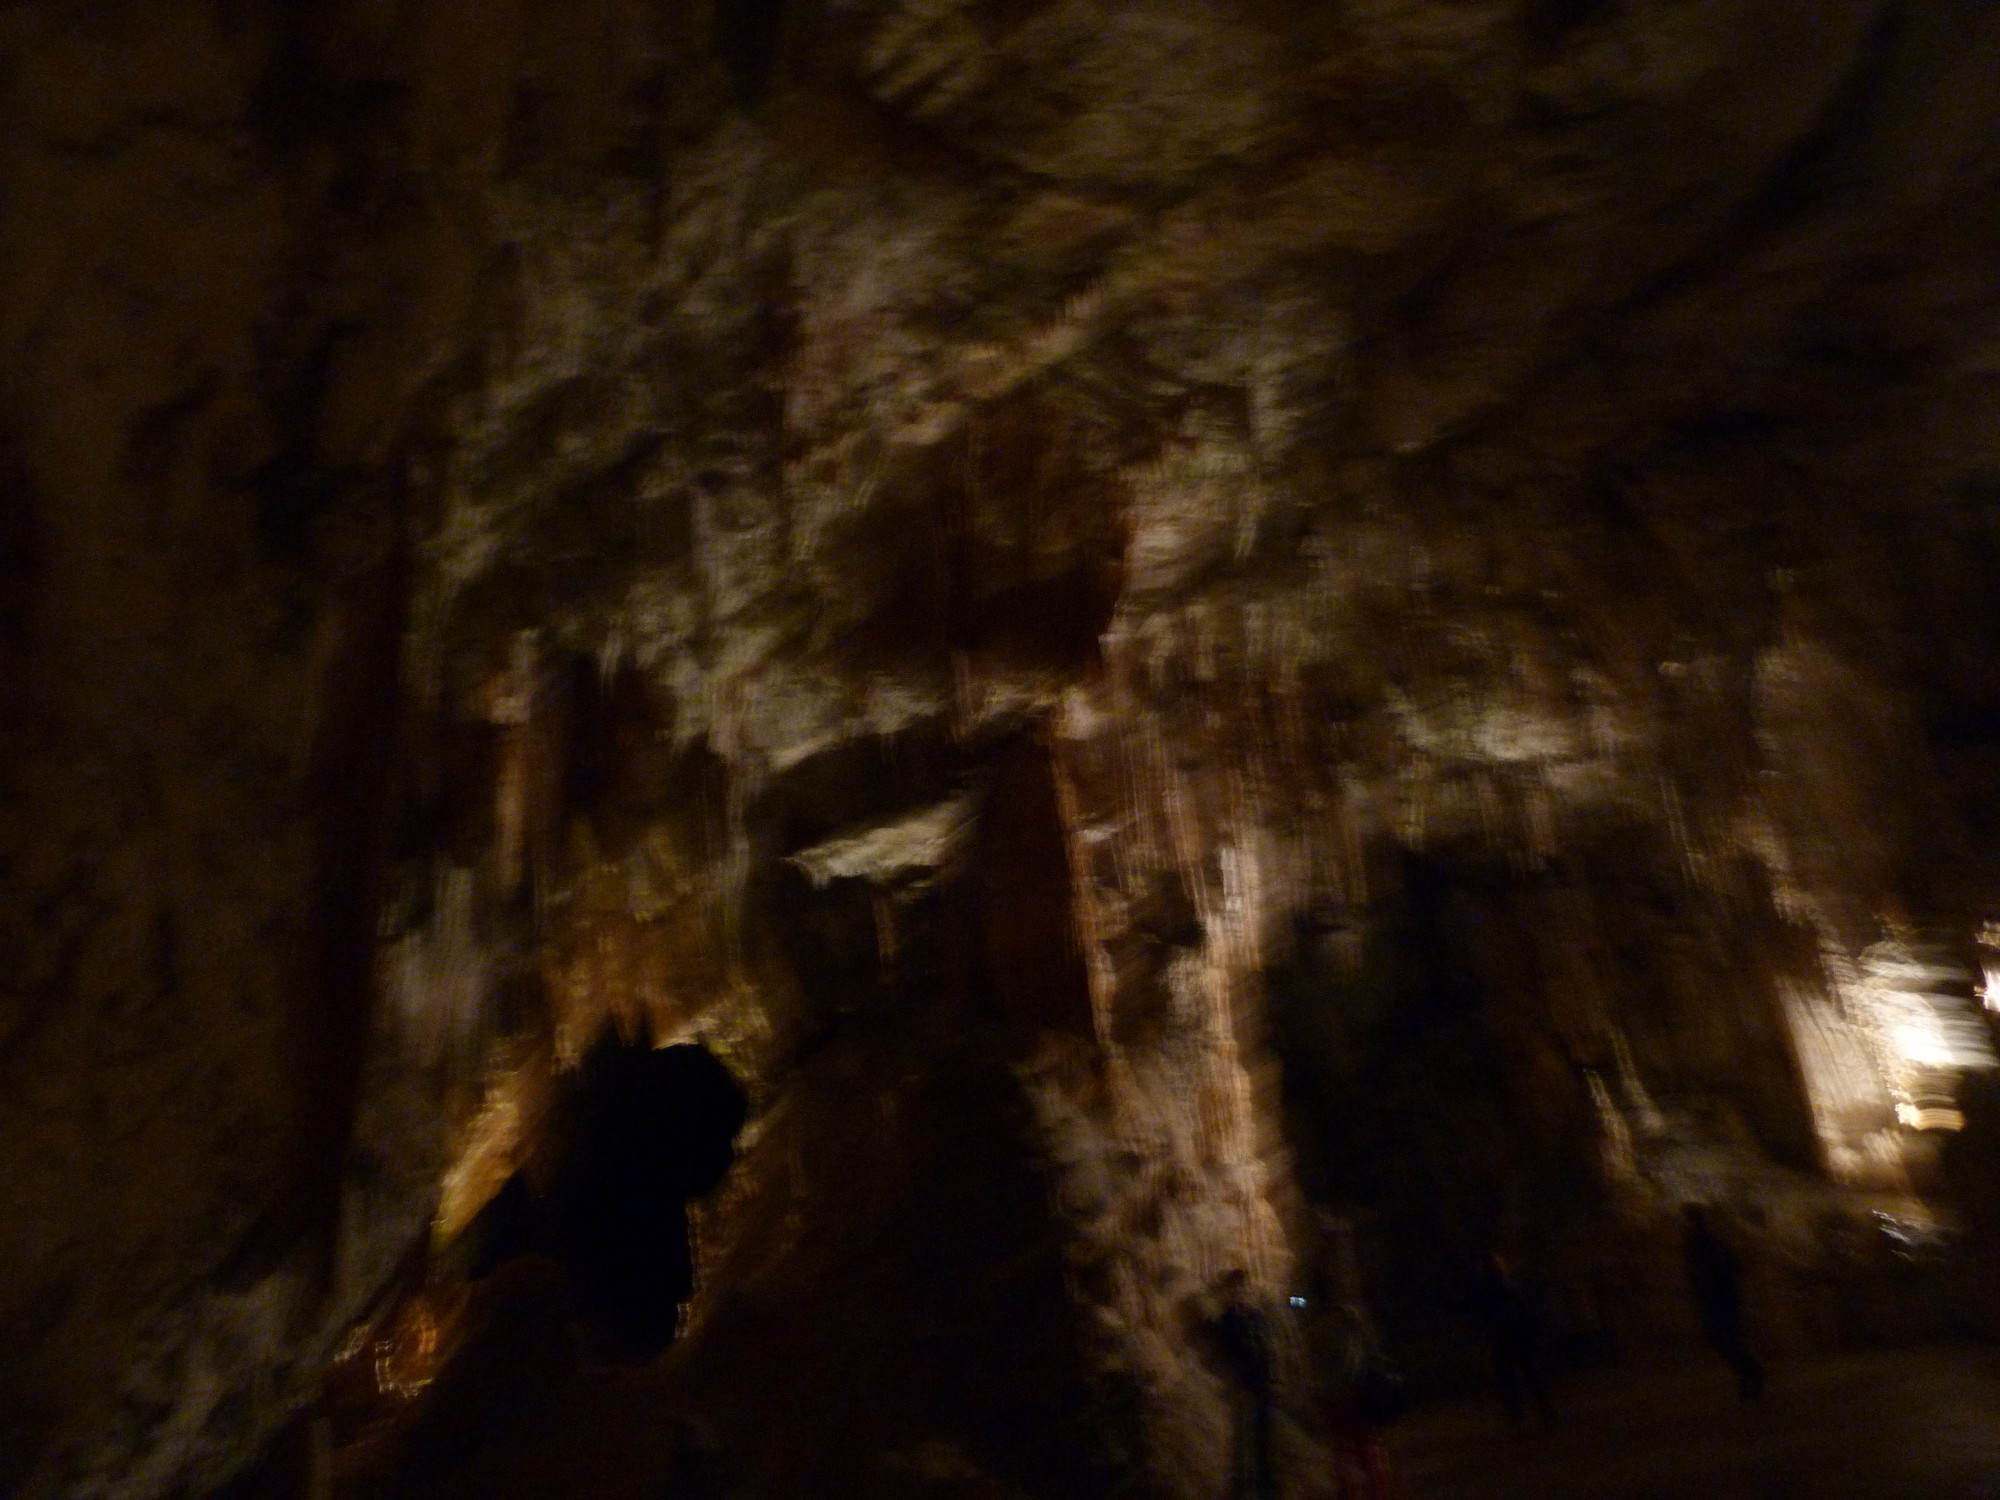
1854,939,1997,1074
1785,933,1998,1186
1783,978,1896,1183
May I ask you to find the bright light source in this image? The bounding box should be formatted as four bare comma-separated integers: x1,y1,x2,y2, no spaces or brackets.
1855,938,1997,1072
1889,1016,1956,1068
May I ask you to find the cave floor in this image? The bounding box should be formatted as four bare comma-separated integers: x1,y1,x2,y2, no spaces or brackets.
1390,1345,2000,1500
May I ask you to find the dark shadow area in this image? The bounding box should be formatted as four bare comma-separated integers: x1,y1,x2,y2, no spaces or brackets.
1391,1345,2000,1500
975,735,1096,1035
1270,849,1609,1392
467,1034,749,1360
552,1034,747,1356
717,0,788,103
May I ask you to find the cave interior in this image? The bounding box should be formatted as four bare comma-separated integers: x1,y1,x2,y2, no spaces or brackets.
5,0,2000,1496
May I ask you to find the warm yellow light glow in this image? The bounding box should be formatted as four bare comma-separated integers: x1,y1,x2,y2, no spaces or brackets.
1895,1102,1964,1131
1888,1015,1957,1069
1855,939,1996,1072
1793,934,1996,1177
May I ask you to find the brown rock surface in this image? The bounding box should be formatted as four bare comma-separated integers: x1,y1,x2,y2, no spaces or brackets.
4,1,2000,1495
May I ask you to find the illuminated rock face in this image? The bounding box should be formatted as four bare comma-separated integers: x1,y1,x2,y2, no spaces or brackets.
4,1,2000,1495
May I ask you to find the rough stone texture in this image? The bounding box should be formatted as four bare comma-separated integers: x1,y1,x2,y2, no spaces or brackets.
5,0,2000,1495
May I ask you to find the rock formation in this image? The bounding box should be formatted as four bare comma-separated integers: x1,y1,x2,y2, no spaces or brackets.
4,1,2000,1495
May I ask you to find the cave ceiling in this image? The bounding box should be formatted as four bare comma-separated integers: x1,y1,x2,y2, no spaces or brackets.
5,0,2000,1495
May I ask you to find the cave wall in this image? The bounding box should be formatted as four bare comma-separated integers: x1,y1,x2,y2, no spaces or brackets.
6,0,2000,1495
0,3,725,1491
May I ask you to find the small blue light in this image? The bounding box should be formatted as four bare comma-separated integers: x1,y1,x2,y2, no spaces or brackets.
1288,1295,1307,1308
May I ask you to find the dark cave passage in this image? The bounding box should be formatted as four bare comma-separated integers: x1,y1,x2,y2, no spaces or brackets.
467,1034,750,1360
